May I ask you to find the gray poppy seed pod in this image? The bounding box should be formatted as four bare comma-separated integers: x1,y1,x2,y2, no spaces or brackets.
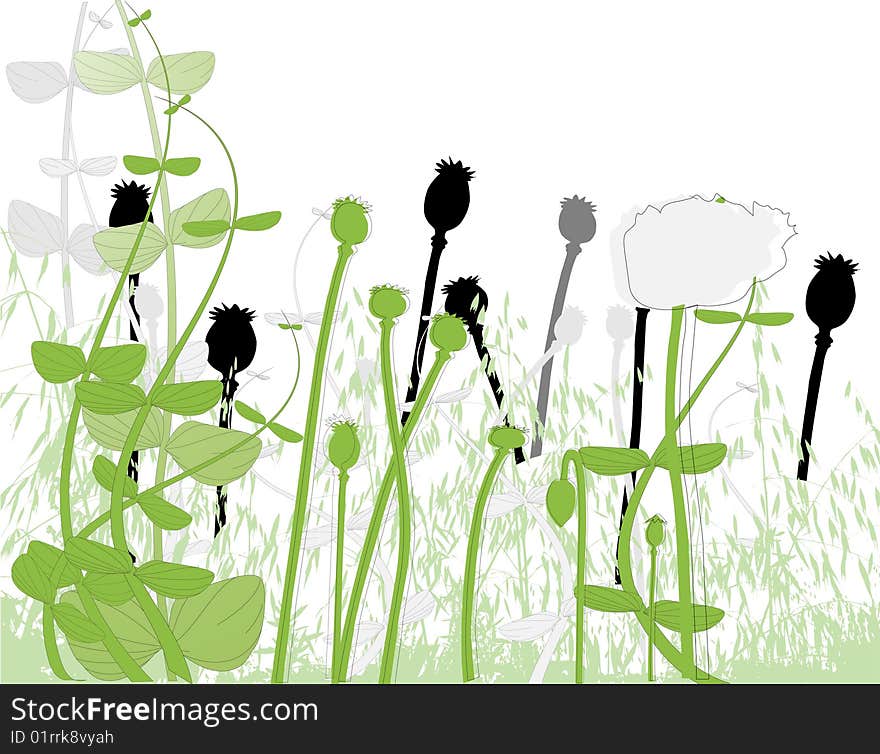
559,195,597,246
553,305,586,346
605,305,635,342
134,282,163,321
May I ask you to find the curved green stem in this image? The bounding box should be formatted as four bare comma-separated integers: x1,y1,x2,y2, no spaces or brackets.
665,306,694,678
461,447,509,682
334,349,452,683
377,318,412,684
77,583,151,682
561,448,587,684
272,243,353,684
331,470,349,684
126,574,191,682
42,605,74,681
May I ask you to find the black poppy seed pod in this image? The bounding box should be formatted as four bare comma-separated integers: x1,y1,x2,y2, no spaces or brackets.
797,253,858,481
443,275,526,464
206,303,257,535
402,158,475,427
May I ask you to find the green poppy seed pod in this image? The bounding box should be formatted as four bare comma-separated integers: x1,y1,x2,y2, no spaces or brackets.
558,195,596,246
546,478,576,527
429,313,468,353
805,253,858,333
331,196,371,246
368,285,408,320
488,425,527,452
645,515,666,548
326,420,361,473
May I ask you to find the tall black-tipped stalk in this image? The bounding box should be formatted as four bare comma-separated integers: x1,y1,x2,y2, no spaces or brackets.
531,196,596,458
443,276,526,464
614,306,649,584
109,180,154,487
797,253,857,481
402,158,474,426
206,303,257,535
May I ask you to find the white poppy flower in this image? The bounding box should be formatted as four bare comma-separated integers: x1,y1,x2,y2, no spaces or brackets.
621,194,796,309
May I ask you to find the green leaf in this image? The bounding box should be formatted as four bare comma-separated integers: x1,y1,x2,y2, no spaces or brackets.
652,600,725,632
27,541,81,588
31,341,86,383
233,211,282,232
168,188,231,248
65,537,133,575
166,421,262,485
60,592,159,680
11,552,54,602
152,380,221,415
91,344,147,383
694,309,741,325
128,17,140,27
51,603,104,644
93,222,168,275
140,9,152,21
163,157,201,177
83,572,132,606
578,447,652,476
83,407,164,451
235,400,266,425
580,585,643,613
181,219,231,238
75,381,146,415
169,576,264,671
91,455,138,497
73,52,141,95
135,561,214,598
122,155,161,175
278,323,302,330
654,443,727,474
268,421,303,443
146,51,215,94
163,104,179,115
138,494,192,531
745,312,794,326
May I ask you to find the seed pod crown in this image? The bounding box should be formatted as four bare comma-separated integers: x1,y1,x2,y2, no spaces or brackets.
206,303,258,376
806,252,858,333
424,157,474,234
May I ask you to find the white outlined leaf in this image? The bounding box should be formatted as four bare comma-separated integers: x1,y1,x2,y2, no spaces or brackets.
469,492,523,519
68,223,109,275
303,524,334,550
88,11,113,29
156,341,208,382
7,200,63,257
6,61,67,103
401,591,435,624
353,621,383,646
78,156,117,176
38,158,77,177
498,613,559,641
434,387,472,404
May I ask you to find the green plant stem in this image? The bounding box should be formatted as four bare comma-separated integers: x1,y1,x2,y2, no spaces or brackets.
664,306,695,678
615,286,757,683
561,448,587,684
272,243,353,684
41,605,74,681
77,582,151,682
377,318,412,684
331,470,349,684
334,349,452,683
126,574,191,681
461,446,509,682
648,545,657,681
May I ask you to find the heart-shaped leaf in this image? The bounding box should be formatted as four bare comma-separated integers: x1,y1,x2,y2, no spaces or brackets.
68,223,109,275
75,381,146,415
7,200,63,257
91,343,147,383
168,188,230,248
135,561,214,598
83,407,164,451
78,156,117,176
166,421,261,485
39,158,77,177
152,380,221,415
169,576,264,671
31,341,86,383
6,61,67,103
73,51,141,94
146,52,215,94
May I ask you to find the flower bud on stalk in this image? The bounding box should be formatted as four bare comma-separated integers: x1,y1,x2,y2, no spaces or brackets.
644,514,666,681
797,253,858,480
206,303,257,535
402,158,474,426
532,196,596,459
443,275,526,464
109,180,155,497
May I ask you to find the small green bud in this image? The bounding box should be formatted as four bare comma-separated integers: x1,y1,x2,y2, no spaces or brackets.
488,425,527,452
331,196,370,246
645,514,666,548
429,313,468,353
369,284,408,320
326,419,360,472
546,478,576,527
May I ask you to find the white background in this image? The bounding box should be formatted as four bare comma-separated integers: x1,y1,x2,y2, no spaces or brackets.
1,0,878,675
